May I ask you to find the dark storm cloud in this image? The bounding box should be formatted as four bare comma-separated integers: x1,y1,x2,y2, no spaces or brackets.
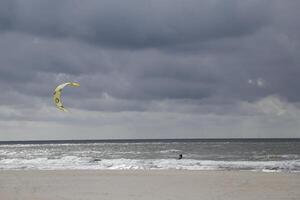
0,0,270,49
1,0,300,139
0,0,299,111
0,33,113,100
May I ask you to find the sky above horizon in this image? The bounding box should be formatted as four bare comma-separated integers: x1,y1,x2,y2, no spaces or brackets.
1,0,300,140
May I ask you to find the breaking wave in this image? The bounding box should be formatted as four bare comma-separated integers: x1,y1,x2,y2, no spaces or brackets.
0,157,299,172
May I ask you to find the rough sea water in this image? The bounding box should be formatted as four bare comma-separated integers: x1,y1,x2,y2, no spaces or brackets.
0,139,299,172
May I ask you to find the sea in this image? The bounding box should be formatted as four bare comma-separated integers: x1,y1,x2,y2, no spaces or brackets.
0,139,299,172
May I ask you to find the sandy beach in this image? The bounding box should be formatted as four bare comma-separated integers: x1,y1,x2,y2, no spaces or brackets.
0,170,299,200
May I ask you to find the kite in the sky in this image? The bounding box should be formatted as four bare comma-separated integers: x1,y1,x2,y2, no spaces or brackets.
53,82,80,112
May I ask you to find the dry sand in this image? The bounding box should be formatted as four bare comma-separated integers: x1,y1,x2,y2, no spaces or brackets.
0,170,299,200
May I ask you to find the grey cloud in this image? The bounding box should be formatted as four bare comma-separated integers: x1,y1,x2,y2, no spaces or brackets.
0,0,270,49
1,29,299,110
0,0,300,139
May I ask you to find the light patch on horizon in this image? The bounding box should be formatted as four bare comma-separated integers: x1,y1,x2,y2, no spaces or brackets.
1,94,300,140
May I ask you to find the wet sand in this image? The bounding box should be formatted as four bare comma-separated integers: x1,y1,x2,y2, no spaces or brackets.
0,170,299,200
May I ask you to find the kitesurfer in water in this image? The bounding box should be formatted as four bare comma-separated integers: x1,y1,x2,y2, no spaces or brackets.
178,154,183,160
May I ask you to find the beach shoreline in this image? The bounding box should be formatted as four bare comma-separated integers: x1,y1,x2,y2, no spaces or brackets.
0,170,299,200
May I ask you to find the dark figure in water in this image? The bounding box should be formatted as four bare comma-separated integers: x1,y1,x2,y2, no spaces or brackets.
178,154,183,160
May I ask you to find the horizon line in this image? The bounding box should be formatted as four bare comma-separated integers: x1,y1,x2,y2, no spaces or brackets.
0,138,300,144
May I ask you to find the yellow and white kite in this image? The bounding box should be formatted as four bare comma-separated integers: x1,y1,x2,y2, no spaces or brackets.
53,82,80,112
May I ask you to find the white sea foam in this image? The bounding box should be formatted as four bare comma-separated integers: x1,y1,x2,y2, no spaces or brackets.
0,157,299,172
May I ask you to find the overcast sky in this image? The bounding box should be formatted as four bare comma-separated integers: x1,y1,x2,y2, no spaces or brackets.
0,0,300,140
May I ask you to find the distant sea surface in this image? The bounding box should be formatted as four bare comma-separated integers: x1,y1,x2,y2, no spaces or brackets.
0,139,299,172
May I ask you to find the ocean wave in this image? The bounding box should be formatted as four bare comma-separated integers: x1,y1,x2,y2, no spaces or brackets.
0,157,299,172
159,149,181,153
